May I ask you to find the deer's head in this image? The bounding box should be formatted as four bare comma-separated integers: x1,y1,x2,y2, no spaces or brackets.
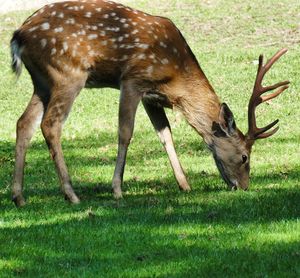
210,49,289,190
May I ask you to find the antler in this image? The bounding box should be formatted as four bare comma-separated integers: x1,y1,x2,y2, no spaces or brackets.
247,48,290,140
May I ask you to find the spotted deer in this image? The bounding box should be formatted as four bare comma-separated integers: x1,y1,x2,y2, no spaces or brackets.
11,0,289,206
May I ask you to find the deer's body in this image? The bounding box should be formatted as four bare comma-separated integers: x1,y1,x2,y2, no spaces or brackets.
11,0,289,206
13,1,219,118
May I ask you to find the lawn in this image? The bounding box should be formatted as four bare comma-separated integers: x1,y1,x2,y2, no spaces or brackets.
0,0,299,277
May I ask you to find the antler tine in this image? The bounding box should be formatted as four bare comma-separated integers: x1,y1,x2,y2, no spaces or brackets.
256,126,279,139
264,48,288,72
261,84,289,102
255,119,279,138
247,48,289,141
254,54,265,91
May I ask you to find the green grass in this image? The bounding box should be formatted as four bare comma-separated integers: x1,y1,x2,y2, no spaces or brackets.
0,0,299,277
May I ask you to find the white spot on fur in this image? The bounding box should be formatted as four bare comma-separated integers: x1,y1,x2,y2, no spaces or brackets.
146,66,154,74
62,42,68,52
138,54,146,60
41,22,50,30
40,39,47,48
28,26,38,32
51,11,57,16
132,29,139,35
85,12,92,18
51,38,56,44
101,41,107,46
57,12,64,18
51,48,57,55
66,18,76,24
54,27,64,33
138,16,146,22
88,50,96,56
88,34,98,40
161,58,169,65
138,43,149,49
78,30,86,35
160,42,167,48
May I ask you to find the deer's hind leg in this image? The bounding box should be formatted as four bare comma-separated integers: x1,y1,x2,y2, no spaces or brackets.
12,92,45,207
40,75,87,204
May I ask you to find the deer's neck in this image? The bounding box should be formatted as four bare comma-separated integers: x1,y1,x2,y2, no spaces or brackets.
171,69,221,145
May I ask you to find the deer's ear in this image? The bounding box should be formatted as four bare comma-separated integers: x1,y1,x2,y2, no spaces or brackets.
218,103,237,136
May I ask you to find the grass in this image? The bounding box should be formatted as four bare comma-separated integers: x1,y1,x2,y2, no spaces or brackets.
0,0,299,277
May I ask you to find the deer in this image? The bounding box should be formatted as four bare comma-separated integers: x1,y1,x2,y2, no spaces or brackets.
10,0,289,207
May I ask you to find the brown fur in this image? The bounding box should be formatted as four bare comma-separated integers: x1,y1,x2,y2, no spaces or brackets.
11,0,287,206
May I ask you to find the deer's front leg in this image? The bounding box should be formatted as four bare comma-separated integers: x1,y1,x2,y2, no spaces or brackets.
142,101,191,191
112,81,142,199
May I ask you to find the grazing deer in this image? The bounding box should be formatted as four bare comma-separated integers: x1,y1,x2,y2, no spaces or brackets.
10,0,289,207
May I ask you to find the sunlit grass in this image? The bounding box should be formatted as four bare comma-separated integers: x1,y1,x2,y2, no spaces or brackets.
0,1,299,277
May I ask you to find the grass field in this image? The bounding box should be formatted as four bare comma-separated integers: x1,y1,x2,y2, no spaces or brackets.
0,0,299,277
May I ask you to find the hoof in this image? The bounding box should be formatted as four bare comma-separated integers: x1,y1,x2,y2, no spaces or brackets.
179,184,191,192
65,194,80,204
12,195,26,207
113,188,123,199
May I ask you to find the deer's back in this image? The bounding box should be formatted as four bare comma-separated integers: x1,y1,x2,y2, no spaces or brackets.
14,0,193,90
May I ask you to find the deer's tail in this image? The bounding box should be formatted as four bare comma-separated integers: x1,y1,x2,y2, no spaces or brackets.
10,31,24,78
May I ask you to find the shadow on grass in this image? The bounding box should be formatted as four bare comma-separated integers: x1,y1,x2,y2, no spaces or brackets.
0,183,299,277
0,128,208,166
0,133,299,277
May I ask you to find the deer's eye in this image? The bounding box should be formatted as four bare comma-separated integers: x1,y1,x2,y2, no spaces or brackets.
242,155,247,164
